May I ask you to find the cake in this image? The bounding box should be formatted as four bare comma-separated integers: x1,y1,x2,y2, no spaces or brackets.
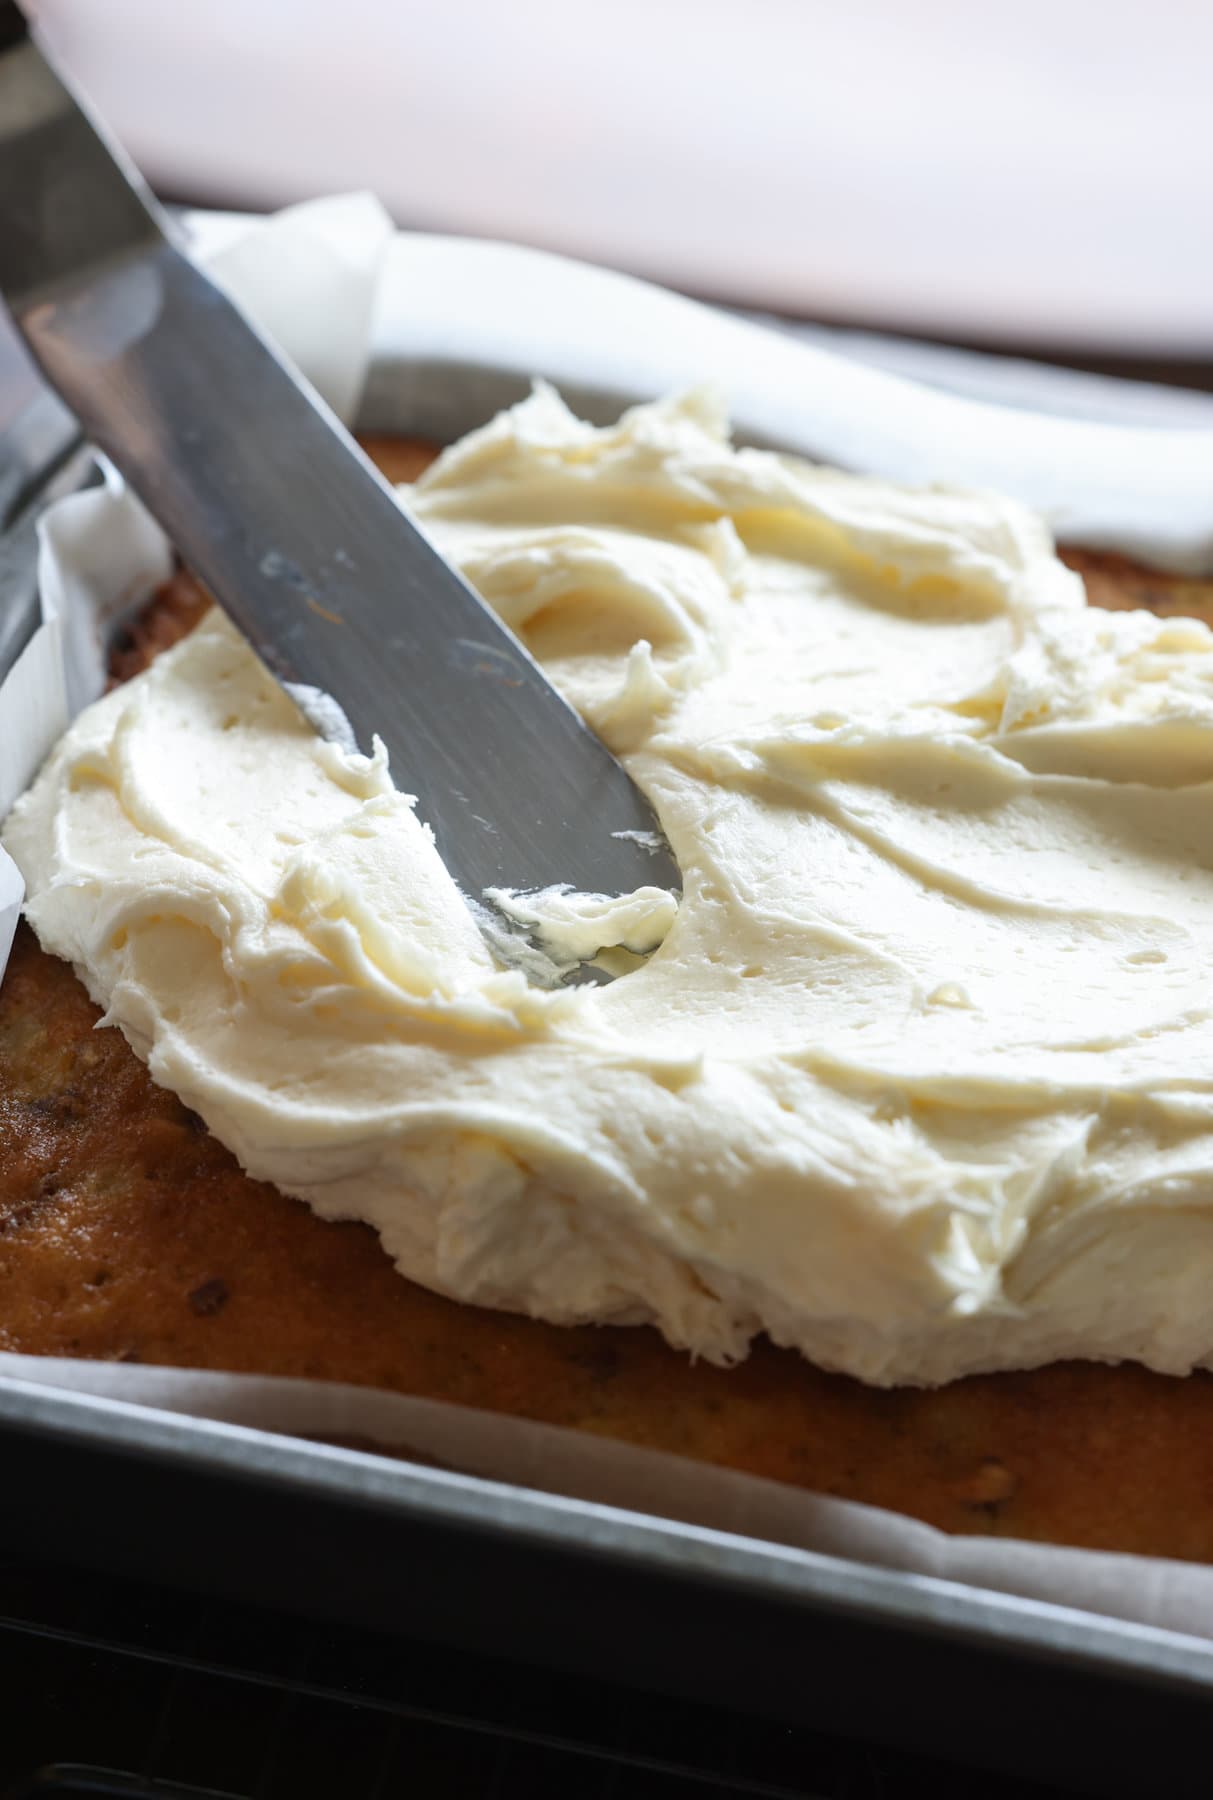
6,418,1213,1560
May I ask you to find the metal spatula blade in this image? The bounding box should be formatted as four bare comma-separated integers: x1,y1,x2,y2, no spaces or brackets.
0,9,680,936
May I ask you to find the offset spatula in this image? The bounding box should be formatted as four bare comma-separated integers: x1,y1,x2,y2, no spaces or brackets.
0,5,679,941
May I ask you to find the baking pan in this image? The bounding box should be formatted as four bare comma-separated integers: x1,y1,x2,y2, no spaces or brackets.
2,1373,1213,1797
4,320,1213,1799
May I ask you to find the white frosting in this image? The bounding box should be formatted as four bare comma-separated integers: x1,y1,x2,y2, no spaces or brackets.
486,883,679,969
11,387,1213,1386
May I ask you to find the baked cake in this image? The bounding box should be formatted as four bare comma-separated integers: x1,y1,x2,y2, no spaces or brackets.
5,431,1213,1561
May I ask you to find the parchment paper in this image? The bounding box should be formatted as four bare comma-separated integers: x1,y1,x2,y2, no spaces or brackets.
0,842,19,982
2,194,1213,1647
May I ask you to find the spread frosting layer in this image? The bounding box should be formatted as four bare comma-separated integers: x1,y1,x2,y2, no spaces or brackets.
10,387,1213,1386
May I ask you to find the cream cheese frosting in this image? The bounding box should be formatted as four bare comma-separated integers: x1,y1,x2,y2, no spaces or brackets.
10,386,1213,1386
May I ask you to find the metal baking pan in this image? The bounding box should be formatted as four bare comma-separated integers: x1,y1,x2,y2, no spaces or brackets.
5,308,1213,1798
